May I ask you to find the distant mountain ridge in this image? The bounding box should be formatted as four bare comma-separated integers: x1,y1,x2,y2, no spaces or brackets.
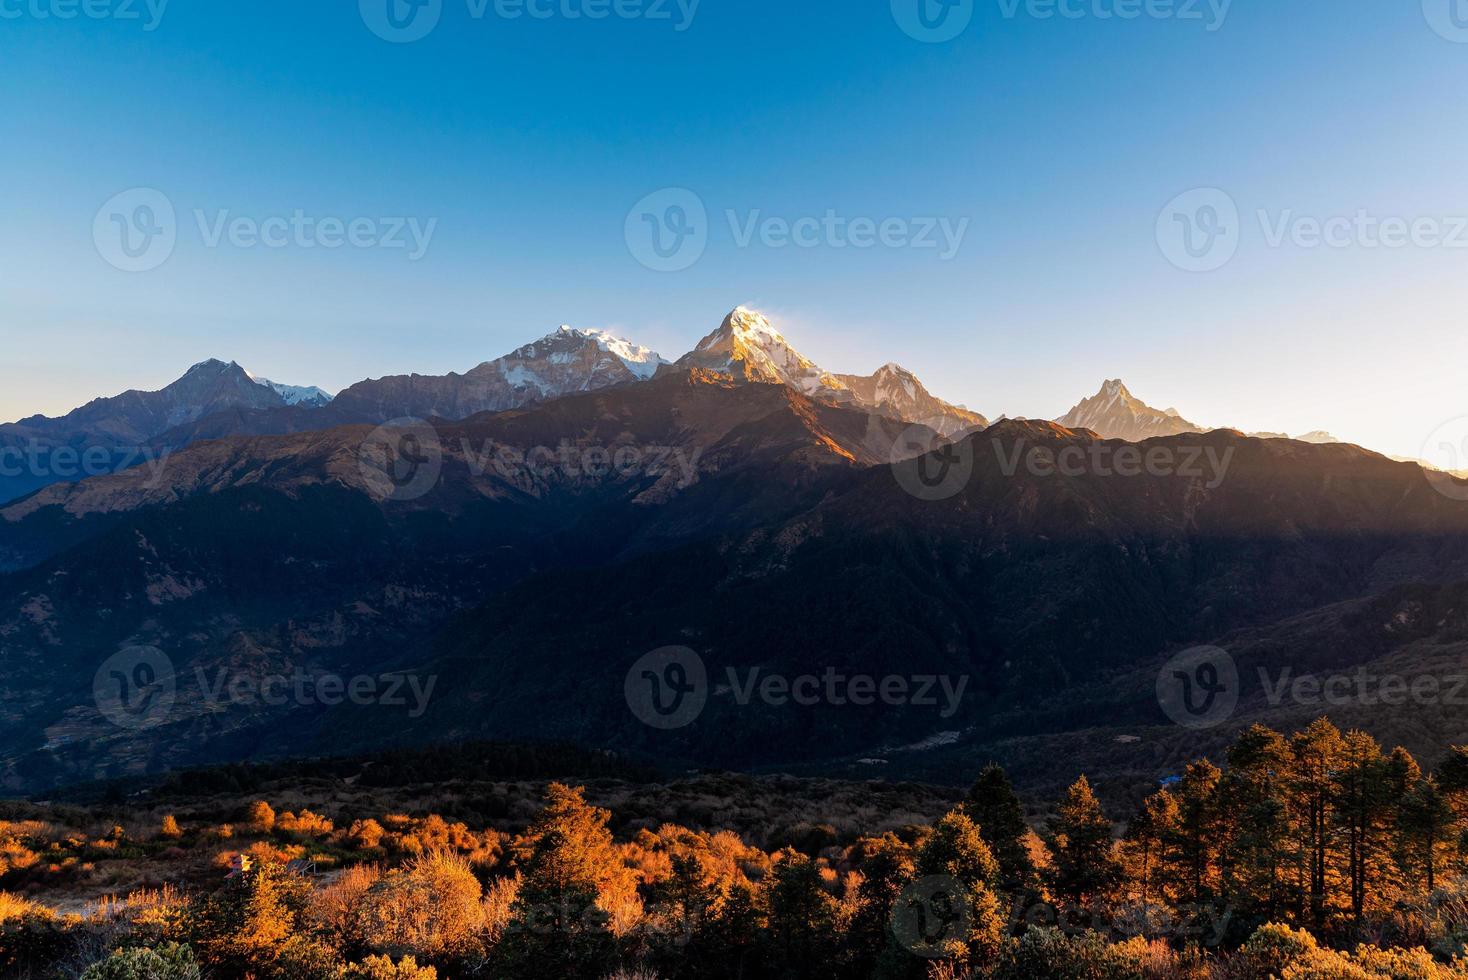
676,308,988,436
1054,379,1349,449
0,360,329,504
332,325,668,423
1055,379,1205,441
1,309,1405,507
833,364,988,437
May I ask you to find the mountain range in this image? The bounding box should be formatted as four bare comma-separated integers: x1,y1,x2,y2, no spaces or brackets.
4,307,1468,796
0,307,1359,508
0,361,325,505
0,307,992,506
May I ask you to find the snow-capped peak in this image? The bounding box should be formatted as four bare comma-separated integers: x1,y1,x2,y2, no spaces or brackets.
1057,380,1203,441
473,323,672,402
681,307,848,396
185,358,239,376
255,379,335,407
724,306,783,340
242,369,335,407
551,325,668,380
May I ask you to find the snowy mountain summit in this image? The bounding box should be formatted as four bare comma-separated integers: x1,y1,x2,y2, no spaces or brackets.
1056,379,1204,441
248,374,335,407
677,307,848,396
676,307,985,436
535,326,667,383
331,324,668,421
833,362,988,437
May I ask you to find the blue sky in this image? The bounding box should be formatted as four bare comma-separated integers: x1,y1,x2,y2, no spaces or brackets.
2,0,1466,461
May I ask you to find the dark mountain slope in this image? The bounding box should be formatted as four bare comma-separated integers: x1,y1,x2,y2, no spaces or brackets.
0,375,930,792
352,425,1468,774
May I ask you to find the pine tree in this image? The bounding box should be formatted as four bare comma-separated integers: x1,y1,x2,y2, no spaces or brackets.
850,834,915,964
647,852,724,978
494,784,625,978
713,881,762,979
1168,760,1224,907
1333,731,1396,923
1400,775,1458,895
962,765,1035,890
910,810,1007,968
1049,776,1122,909
1219,724,1292,925
1287,719,1347,930
1438,746,1468,820
915,810,1000,893
763,848,840,979
1123,790,1179,912
189,861,314,977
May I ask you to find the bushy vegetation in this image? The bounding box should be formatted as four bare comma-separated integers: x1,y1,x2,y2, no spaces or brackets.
6,720,1468,977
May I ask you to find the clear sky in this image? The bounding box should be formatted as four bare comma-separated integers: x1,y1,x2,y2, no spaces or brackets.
2,0,1466,461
